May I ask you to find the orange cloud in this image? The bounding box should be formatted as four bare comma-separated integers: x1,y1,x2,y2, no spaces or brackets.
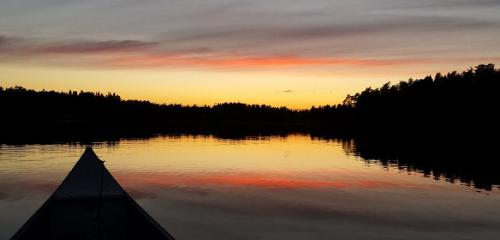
106,54,418,69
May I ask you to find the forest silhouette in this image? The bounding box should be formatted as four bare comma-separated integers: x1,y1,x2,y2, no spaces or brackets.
2,63,498,140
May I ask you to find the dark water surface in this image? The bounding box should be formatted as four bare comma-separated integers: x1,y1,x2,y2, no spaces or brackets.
1,135,499,239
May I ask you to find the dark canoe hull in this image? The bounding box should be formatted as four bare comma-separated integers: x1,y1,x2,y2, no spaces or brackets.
10,147,175,240
11,195,174,240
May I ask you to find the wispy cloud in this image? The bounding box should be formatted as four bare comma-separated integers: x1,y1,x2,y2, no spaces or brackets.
0,36,157,54
163,16,498,44
36,40,158,54
0,35,23,52
0,34,423,69
1,33,498,71
0,36,15,48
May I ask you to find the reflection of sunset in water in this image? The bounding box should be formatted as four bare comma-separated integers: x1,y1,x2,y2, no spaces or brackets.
2,135,500,240
115,172,427,190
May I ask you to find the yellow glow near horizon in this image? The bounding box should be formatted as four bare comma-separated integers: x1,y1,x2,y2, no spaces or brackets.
1,61,497,109
0,64,365,109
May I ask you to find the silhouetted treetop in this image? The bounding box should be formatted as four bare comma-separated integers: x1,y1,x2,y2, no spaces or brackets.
346,64,499,108
333,64,500,134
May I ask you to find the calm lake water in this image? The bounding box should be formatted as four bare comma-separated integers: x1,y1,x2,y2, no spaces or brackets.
1,135,499,239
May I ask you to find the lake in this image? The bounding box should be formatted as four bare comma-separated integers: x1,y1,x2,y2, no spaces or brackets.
1,134,499,239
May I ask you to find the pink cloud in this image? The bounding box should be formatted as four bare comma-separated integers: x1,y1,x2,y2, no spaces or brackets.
105,54,420,69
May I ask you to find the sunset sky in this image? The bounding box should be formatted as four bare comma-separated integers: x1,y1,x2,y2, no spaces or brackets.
1,0,500,108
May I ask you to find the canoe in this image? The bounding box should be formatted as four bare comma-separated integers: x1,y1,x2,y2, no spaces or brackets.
10,147,175,240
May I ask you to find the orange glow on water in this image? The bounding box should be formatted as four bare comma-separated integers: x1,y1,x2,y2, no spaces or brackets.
114,172,425,190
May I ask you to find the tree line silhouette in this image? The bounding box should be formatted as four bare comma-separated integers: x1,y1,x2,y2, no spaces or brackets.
0,87,307,141
1,64,499,141
310,63,500,135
